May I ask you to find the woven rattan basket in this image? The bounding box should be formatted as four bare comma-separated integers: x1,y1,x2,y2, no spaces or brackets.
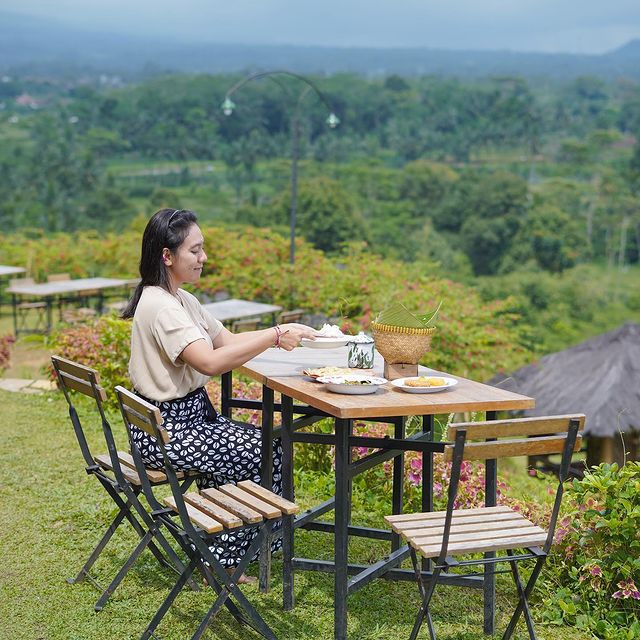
371,322,436,365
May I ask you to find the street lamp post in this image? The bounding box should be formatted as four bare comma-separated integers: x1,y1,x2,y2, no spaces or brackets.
221,70,339,264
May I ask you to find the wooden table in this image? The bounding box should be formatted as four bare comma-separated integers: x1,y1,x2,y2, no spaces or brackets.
202,299,282,325
0,265,26,277
222,347,535,639
5,277,130,334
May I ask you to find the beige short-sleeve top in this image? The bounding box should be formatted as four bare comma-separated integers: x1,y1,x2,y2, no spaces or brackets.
129,286,223,401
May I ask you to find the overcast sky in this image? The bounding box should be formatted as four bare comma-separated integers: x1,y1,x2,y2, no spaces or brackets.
4,0,640,54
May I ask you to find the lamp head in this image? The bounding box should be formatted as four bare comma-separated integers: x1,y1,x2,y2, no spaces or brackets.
221,97,236,116
326,112,340,129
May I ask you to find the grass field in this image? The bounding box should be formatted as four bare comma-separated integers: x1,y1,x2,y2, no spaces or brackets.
0,388,592,640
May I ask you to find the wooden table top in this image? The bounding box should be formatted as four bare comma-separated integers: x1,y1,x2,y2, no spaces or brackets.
5,277,130,297
202,299,282,322
0,265,26,277
240,346,534,419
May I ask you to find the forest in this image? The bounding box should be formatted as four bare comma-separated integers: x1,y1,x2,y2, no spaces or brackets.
1,70,640,355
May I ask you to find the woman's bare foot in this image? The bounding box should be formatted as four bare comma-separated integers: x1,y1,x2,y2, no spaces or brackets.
225,567,258,585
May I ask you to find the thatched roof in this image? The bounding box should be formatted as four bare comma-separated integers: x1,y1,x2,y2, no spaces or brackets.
493,322,640,437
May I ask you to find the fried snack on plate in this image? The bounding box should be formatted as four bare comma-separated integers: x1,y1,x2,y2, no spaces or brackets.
404,376,446,387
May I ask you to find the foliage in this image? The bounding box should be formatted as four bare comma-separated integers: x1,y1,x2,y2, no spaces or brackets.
268,176,367,253
541,463,640,639
0,334,15,373
45,316,133,408
1,390,592,639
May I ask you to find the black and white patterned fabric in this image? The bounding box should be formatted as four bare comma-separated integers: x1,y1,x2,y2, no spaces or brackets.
130,386,283,567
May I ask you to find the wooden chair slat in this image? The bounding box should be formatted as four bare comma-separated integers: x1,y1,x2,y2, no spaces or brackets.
218,484,282,519
400,513,534,537
409,524,545,546
163,496,224,534
94,453,141,486
184,492,243,529
444,434,582,462
389,510,525,535
57,370,108,402
200,488,263,524
237,480,299,515
51,355,101,384
385,505,511,525
416,533,548,559
116,451,167,483
447,414,585,440
115,386,164,427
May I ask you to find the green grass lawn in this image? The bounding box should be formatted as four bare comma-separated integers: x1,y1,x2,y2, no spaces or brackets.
0,389,591,640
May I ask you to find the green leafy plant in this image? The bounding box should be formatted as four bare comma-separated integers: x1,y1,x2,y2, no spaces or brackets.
0,334,15,373
541,462,640,638
45,316,133,409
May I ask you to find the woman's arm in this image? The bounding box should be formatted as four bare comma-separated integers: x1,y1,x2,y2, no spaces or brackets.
178,323,316,377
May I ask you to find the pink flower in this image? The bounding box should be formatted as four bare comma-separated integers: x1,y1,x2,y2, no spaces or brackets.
612,579,640,600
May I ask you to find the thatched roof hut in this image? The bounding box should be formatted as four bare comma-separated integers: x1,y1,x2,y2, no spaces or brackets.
494,322,640,464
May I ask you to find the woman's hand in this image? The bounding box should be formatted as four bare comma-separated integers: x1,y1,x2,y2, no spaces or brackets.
276,323,317,351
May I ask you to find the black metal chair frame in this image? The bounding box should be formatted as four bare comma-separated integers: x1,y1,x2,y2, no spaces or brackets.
52,356,197,611
404,416,581,640
115,384,280,640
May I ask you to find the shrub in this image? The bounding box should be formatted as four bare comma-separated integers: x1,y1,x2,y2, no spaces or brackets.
0,333,15,373
541,462,640,639
46,316,133,409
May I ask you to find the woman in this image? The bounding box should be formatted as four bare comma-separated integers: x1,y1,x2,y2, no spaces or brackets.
122,208,316,575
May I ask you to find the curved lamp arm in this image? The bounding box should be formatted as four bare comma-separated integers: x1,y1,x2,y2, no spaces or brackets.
221,69,340,128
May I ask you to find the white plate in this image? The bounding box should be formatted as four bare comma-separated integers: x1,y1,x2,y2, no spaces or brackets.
301,337,349,349
390,376,458,394
317,374,387,395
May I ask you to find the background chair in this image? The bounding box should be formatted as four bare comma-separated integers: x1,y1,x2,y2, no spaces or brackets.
10,277,47,335
51,355,196,611
277,309,305,324
231,318,261,333
385,414,584,640
116,385,299,640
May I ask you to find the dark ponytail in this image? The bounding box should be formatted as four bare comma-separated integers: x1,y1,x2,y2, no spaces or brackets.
122,208,198,319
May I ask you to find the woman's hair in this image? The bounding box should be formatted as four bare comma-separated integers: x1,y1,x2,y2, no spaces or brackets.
122,208,198,319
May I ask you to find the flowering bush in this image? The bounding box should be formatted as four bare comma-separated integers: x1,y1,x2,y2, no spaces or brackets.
0,334,15,373
45,316,133,409
541,462,640,639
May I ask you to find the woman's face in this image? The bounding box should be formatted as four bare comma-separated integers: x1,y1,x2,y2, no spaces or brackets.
164,223,207,289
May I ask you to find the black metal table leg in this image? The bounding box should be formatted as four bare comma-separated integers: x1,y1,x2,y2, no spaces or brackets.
334,417,351,640
220,371,232,418
281,394,295,610
421,415,434,572
484,410,498,635
391,416,405,551
259,385,274,592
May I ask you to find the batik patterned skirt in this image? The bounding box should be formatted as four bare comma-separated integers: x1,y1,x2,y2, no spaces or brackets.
130,386,283,567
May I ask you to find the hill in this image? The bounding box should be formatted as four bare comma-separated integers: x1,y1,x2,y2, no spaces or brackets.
3,11,640,80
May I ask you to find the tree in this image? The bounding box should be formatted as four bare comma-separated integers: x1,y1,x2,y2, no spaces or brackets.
270,177,367,253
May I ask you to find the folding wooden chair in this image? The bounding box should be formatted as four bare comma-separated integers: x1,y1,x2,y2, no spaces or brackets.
51,356,197,611
115,385,299,640
385,414,584,640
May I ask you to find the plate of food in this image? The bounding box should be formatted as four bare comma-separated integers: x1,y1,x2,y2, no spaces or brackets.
390,376,458,394
316,374,388,395
301,323,350,349
302,366,360,380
